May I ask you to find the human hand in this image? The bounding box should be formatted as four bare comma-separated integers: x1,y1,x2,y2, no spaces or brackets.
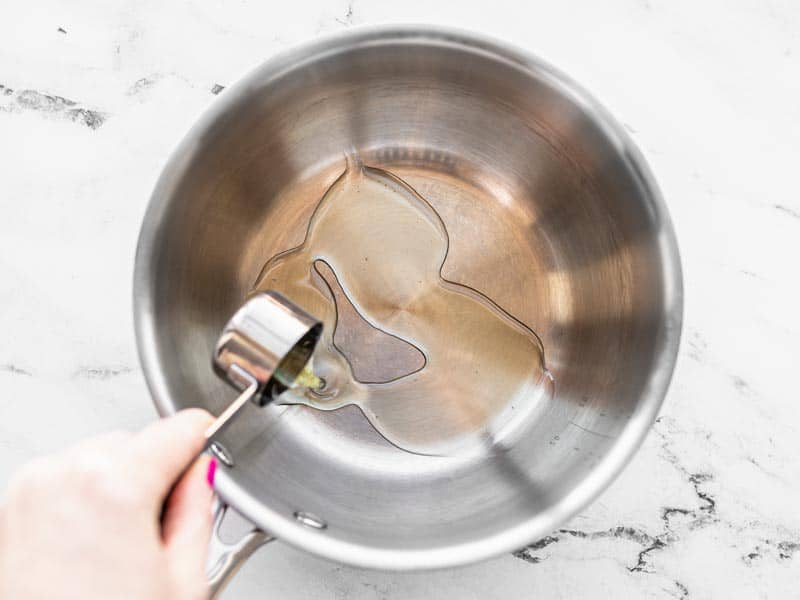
0,409,216,600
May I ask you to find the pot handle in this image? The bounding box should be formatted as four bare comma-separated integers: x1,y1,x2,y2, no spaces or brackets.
206,498,274,598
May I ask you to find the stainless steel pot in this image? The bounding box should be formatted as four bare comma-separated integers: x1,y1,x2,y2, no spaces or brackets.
133,25,682,586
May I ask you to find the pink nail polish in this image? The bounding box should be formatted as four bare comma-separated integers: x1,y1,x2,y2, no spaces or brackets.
206,458,217,488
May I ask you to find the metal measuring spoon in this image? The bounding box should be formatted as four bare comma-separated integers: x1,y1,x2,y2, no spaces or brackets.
203,291,322,446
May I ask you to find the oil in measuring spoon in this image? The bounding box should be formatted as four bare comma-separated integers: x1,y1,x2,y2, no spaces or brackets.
253,156,553,456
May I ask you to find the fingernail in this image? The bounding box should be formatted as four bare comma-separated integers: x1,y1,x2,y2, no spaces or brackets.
206,457,217,488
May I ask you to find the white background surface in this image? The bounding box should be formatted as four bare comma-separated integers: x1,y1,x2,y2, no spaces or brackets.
1,1,798,598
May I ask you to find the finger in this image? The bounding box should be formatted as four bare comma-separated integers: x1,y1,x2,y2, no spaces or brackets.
63,429,133,460
163,456,214,583
134,409,214,498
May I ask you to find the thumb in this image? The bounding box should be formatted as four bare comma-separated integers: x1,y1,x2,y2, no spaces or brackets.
134,409,214,502
163,455,214,591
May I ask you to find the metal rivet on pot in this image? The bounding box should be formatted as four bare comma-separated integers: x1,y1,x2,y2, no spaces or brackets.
209,441,235,467
294,511,327,530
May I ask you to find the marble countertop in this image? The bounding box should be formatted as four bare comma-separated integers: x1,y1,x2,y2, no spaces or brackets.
1,1,798,598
